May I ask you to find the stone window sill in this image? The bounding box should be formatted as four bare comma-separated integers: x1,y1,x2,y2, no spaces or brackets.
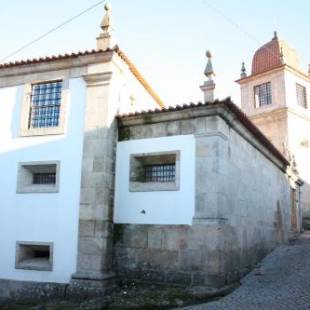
129,181,179,192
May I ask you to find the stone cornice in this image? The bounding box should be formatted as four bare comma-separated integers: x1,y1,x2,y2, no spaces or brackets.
83,72,113,86
0,47,165,108
250,106,310,122
118,101,289,172
236,64,310,85
0,51,114,79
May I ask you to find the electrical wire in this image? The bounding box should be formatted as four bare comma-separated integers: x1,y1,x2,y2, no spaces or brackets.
0,0,106,63
203,0,283,61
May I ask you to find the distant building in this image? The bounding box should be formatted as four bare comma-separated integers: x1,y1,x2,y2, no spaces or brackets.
0,6,302,300
237,31,310,228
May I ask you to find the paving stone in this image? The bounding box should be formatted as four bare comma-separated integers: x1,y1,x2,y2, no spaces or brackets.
181,231,310,310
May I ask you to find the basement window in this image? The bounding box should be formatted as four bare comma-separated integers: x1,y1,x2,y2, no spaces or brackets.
15,242,53,271
129,151,180,192
17,161,60,193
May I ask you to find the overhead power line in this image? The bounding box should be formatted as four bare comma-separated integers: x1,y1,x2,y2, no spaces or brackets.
203,0,281,60
0,0,106,63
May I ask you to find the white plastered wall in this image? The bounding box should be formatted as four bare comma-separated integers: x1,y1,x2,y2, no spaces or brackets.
0,78,86,283
110,54,162,116
284,70,310,110
240,69,286,117
114,135,195,225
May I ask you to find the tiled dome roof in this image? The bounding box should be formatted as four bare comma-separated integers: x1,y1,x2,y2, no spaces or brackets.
251,33,300,75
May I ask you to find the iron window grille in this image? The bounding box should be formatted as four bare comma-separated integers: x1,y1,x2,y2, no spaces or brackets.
33,173,56,185
296,83,307,108
144,164,176,182
29,81,63,128
254,82,272,107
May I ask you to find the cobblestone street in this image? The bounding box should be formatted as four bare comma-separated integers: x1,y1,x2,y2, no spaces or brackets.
183,232,310,310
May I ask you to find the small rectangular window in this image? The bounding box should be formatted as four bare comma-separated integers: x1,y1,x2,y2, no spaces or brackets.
29,81,63,129
17,161,60,193
254,82,272,107
15,242,53,271
129,151,180,192
296,83,307,108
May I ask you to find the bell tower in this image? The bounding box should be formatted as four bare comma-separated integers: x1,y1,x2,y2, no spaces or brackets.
237,32,310,227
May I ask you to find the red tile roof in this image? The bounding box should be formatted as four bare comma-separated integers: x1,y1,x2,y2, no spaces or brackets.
252,36,299,75
0,46,165,108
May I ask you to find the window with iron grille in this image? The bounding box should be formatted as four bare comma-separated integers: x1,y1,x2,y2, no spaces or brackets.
17,161,60,193
296,83,307,108
29,81,63,128
33,173,56,185
129,151,180,192
144,164,176,182
254,82,272,107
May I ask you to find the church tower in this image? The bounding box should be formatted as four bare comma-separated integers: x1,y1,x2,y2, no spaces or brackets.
237,32,310,227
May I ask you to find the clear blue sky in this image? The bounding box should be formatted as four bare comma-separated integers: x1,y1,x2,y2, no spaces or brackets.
0,0,309,106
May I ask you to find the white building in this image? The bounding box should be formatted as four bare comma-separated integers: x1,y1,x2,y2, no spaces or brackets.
0,4,162,295
0,7,302,301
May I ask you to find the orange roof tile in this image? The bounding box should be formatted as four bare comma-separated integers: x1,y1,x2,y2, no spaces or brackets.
252,35,300,75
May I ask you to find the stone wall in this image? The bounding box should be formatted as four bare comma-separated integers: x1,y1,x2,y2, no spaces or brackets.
114,104,294,287
114,224,234,287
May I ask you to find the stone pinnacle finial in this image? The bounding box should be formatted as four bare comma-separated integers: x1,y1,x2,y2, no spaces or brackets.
204,50,215,81
101,3,113,33
273,31,278,40
200,50,216,103
97,2,115,50
240,62,247,78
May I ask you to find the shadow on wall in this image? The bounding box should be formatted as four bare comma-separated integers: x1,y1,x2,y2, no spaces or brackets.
301,182,310,229
275,200,284,243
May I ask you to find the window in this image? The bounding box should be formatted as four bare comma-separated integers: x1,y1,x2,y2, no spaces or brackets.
33,173,56,185
29,81,62,128
15,242,53,271
17,161,60,193
129,151,180,192
254,82,272,107
20,79,68,137
144,164,176,182
296,83,307,108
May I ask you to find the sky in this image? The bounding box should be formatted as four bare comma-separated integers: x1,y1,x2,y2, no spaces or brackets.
0,0,309,106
